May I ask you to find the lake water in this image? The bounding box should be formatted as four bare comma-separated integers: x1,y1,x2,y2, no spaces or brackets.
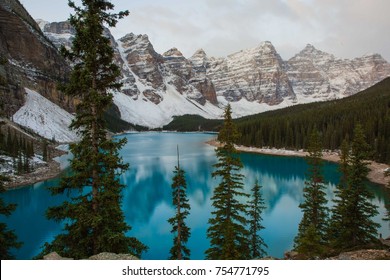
1,132,390,259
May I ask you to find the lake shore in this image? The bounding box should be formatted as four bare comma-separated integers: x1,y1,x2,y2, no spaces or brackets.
4,159,62,190
206,139,390,187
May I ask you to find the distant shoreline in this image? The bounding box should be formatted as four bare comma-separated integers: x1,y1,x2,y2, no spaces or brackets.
206,139,390,187
4,159,62,190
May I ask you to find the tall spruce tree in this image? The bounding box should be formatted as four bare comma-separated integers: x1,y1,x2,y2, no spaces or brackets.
205,104,250,260
329,124,379,250
327,139,350,245
39,0,146,259
168,146,191,260
294,130,329,258
0,174,22,259
384,170,390,225
248,179,267,259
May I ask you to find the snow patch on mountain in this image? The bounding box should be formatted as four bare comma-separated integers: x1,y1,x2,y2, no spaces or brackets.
113,84,223,128
13,88,78,143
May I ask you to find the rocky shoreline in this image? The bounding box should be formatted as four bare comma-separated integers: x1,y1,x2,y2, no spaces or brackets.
4,159,62,190
206,139,390,187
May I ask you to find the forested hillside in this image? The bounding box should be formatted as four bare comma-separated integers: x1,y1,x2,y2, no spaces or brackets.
163,115,222,132
235,77,390,163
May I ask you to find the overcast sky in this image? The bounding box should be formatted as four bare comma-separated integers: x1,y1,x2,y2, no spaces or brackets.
20,0,390,61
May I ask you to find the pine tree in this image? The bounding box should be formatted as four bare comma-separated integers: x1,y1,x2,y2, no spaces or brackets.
327,139,349,245
294,130,329,258
42,140,48,162
0,174,22,259
384,170,390,225
0,126,4,152
205,104,250,260
39,0,147,259
168,146,191,260
329,124,379,250
248,179,267,259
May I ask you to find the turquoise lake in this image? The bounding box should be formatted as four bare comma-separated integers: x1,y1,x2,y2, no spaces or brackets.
1,132,390,259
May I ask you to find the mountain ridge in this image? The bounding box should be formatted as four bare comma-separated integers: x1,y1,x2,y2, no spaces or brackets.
37,20,390,126
2,7,390,131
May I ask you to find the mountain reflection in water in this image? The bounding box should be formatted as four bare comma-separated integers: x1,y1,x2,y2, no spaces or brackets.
1,132,389,259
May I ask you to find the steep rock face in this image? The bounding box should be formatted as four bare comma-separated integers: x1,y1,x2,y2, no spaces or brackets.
0,2,72,117
29,18,390,128
206,42,295,105
163,47,217,105
37,20,75,50
117,34,218,105
189,49,218,104
119,33,165,91
163,47,192,95
286,44,390,99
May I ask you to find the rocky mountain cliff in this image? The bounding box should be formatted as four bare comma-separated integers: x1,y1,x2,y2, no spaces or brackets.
0,1,73,118
205,42,295,105
116,33,218,106
36,19,390,128
286,44,390,100
2,4,390,129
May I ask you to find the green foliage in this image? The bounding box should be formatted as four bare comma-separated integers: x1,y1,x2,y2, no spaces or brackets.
328,124,380,250
0,174,22,259
248,179,267,259
104,104,147,133
383,165,390,225
168,147,191,260
206,104,250,260
40,0,147,259
42,140,48,162
294,130,329,258
0,126,34,174
235,77,390,164
0,54,7,65
163,115,222,132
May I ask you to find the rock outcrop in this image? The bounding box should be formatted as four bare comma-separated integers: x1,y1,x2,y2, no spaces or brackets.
35,19,390,126
43,252,139,260
0,1,72,118
206,42,295,105
3,9,390,127
286,44,390,99
333,249,390,260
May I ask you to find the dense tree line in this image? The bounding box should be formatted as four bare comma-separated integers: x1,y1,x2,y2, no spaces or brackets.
235,77,390,164
163,115,222,132
295,126,380,259
0,126,34,174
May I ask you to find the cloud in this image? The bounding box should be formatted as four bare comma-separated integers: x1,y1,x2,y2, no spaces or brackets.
21,0,390,61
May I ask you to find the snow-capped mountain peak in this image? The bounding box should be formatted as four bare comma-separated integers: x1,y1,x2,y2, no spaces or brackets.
27,19,390,129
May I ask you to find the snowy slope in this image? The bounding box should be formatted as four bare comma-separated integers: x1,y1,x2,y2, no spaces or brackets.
13,88,78,143
113,84,224,128
35,20,390,128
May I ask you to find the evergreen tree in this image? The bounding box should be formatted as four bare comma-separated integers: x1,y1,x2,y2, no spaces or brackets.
327,139,349,244
205,104,250,260
329,124,379,250
384,170,390,225
168,146,191,260
294,130,329,258
248,179,267,259
39,0,147,259
0,174,22,259
42,140,48,162
0,126,4,152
